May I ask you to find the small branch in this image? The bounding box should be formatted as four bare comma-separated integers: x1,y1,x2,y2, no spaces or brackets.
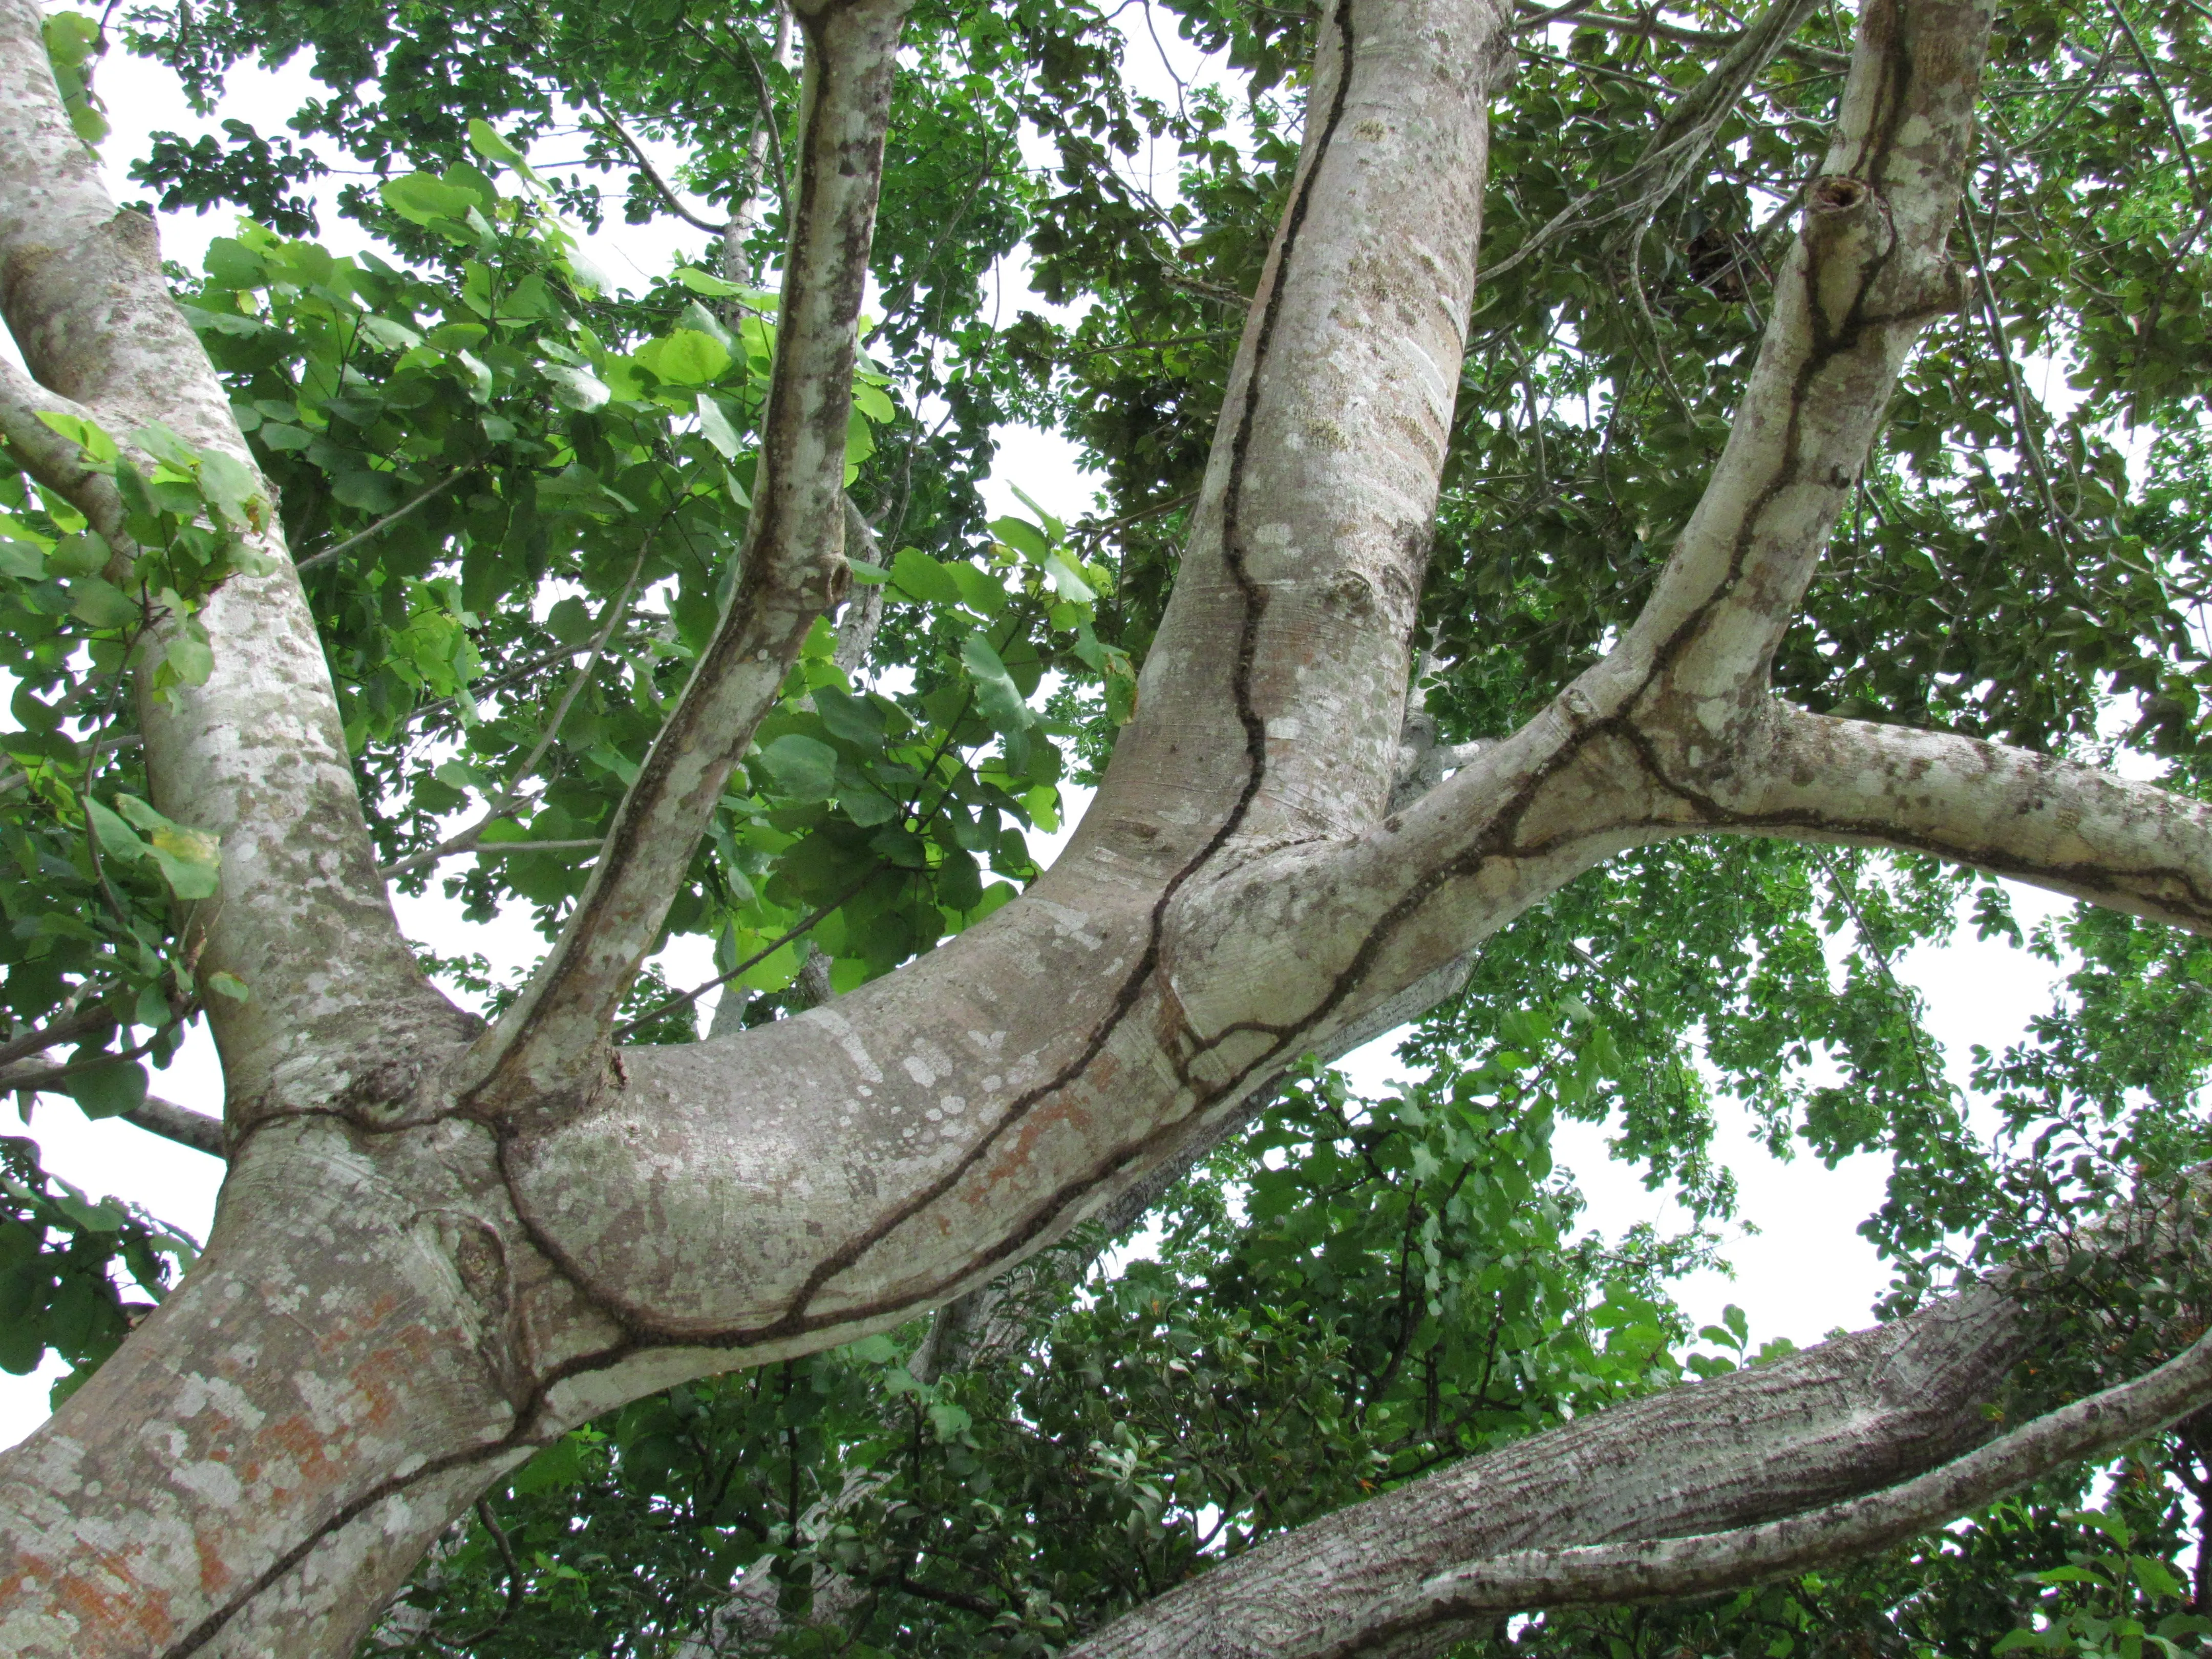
2101,0,2204,214
1071,489,1199,543
587,99,728,236
117,1092,225,1158
450,1498,526,1644
612,875,870,1040
678,10,791,215
292,470,470,574
1959,207,2077,541
0,1048,225,1157
1315,1329,2212,1655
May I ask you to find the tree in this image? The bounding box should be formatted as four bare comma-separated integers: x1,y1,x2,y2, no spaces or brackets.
1,0,2210,1650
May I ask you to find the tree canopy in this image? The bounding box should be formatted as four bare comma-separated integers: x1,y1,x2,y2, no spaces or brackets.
3,0,2212,1653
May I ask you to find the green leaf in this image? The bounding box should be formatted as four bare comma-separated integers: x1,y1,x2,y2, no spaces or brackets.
194,450,264,529
207,972,250,1003
66,1059,146,1123
757,734,840,800
695,393,743,461
888,547,962,606
379,172,483,227
633,329,731,387
1043,550,1095,602
67,576,139,630
114,795,221,900
465,118,542,186
543,362,611,412
962,632,1033,737
86,797,148,862
36,410,117,464
41,12,100,70
990,516,1051,562
164,630,215,688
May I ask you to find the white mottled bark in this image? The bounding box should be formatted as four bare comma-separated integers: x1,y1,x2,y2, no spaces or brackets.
0,0,464,1127
1,0,2207,1652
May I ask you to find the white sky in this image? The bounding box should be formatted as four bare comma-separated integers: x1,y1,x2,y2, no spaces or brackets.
0,13,2147,1443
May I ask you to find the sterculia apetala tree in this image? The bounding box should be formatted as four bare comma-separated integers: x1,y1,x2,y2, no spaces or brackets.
3,0,2212,1651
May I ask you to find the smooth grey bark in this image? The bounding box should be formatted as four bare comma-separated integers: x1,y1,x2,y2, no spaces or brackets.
0,0,2207,1653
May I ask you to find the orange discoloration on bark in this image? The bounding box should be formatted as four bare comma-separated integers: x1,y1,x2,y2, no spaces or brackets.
54,1546,177,1650
194,1525,233,1598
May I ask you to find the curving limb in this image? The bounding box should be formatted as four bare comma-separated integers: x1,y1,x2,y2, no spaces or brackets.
1307,1326,2212,1657
1725,706,2212,932
5,0,2210,1652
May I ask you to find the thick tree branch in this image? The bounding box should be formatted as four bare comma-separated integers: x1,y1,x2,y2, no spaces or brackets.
490,0,1525,1357
1309,1326,2212,1655
115,1092,225,1158
0,1052,226,1156
1068,0,1513,879
461,0,915,1111
0,0,461,1122
1617,0,1989,719
1724,706,2212,933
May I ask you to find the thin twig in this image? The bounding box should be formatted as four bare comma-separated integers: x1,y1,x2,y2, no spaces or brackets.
379,529,654,879
293,470,471,574
1959,208,2080,541
677,11,791,214
588,98,728,236
2101,0,2204,212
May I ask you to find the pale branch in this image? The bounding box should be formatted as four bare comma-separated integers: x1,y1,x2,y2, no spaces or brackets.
1618,0,1990,716
1725,706,2212,934
832,493,885,673
1065,1273,2040,1658
1103,0,2004,1166
460,0,918,1111
491,0,1535,1356
1307,1328,2212,1656
1068,0,1514,865
1,0,459,1120
115,1092,225,1158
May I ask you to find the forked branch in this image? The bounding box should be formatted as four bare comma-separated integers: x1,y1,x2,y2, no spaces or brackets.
1307,1329,2212,1657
